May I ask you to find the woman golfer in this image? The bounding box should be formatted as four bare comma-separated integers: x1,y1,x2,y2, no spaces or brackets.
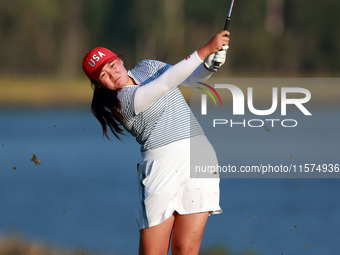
82,30,230,255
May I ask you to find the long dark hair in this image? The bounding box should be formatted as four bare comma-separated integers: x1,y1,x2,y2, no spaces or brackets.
90,79,125,140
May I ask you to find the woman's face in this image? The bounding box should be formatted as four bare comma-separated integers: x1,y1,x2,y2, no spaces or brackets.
98,59,131,90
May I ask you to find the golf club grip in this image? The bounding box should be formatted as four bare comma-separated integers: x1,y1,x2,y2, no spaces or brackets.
224,17,231,31
214,17,231,69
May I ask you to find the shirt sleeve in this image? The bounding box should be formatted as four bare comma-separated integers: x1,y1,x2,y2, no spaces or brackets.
134,51,203,115
179,64,213,87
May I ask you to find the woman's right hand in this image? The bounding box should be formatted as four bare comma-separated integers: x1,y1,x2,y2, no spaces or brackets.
197,30,230,60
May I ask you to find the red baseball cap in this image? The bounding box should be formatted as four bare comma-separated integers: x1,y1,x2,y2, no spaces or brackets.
82,47,119,80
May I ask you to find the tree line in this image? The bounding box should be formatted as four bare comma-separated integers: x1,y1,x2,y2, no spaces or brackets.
0,0,339,77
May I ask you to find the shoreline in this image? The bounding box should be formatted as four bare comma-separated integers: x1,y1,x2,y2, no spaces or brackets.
1,77,339,107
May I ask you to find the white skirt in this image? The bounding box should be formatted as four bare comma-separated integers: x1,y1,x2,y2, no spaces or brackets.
135,135,222,230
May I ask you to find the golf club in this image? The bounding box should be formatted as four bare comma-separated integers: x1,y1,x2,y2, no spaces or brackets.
214,0,235,69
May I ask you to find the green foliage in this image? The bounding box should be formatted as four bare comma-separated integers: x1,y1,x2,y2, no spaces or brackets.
0,0,340,77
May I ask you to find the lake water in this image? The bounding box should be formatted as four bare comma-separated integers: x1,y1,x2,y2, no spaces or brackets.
1,107,340,255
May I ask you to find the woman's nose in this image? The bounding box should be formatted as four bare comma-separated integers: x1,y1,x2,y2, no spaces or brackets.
107,69,115,77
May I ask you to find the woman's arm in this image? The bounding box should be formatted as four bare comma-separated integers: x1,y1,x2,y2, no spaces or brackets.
134,31,230,115
134,51,203,114
180,44,229,87
179,64,212,87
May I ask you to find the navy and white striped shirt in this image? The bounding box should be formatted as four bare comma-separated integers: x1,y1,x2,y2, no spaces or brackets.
117,58,204,152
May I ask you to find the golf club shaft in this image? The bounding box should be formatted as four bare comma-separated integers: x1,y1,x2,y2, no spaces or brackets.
225,0,234,30
214,0,234,69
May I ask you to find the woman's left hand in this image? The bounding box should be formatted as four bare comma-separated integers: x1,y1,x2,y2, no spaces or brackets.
204,45,229,71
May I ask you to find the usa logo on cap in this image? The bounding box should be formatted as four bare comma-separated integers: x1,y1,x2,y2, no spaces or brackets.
82,47,119,80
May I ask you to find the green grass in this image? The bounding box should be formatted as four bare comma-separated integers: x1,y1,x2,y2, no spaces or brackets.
1,76,338,107
0,235,101,255
0,235,260,255
0,77,92,107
